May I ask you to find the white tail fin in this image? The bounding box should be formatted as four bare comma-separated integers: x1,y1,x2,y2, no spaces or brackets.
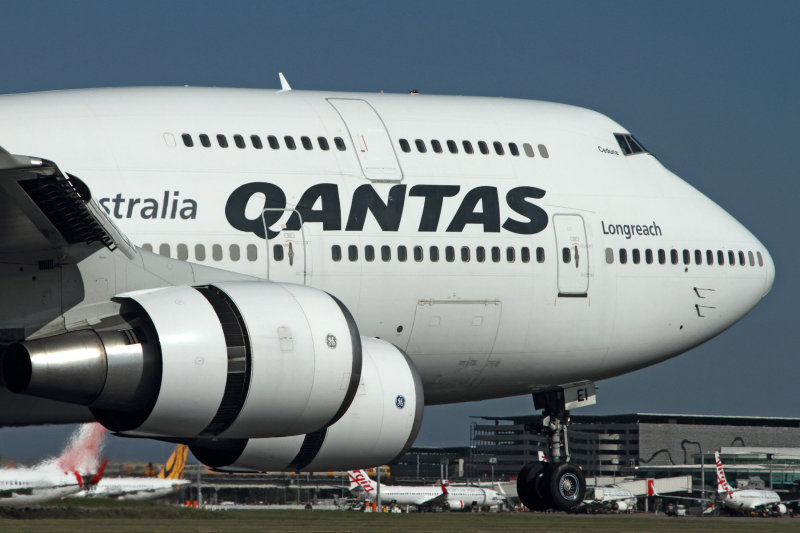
348,470,377,494
714,452,733,495
55,423,107,476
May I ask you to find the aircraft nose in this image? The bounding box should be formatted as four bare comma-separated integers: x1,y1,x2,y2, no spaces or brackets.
762,246,775,298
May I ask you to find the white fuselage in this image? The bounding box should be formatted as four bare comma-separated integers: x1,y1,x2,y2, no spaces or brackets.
77,477,190,500
0,87,774,405
721,489,782,513
0,466,82,506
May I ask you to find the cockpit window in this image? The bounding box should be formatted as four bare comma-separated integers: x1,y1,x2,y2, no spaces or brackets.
614,133,649,156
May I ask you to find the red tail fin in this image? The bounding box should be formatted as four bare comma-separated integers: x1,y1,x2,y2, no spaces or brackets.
57,423,107,476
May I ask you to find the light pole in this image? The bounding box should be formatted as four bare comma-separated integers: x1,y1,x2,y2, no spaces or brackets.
489,457,497,484
377,466,382,511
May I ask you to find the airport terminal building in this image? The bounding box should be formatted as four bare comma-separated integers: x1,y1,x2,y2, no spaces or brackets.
465,413,800,492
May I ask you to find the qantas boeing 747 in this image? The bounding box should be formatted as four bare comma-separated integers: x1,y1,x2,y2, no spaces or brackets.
0,80,773,510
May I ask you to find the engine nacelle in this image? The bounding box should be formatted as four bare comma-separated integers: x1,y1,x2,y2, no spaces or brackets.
190,337,423,471
3,282,361,439
613,501,628,512
448,500,466,511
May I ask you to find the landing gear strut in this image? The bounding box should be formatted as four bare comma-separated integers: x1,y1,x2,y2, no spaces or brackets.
516,388,588,511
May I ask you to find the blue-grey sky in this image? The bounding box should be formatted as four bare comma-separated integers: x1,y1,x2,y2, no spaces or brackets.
1,1,797,462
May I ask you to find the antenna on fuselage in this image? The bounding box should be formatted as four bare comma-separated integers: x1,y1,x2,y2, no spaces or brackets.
278,72,292,92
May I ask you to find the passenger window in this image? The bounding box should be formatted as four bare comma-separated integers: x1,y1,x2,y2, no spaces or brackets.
334,137,346,151
431,140,443,153
332,245,342,261
757,251,764,267
159,243,171,257
447,140,458,153
268,135,280,149
414,246,423,262
563,247,572,263
645,249,653,264
671,249,679,265
619,248,627,264
398,245,408,262
234,135,246,149
536,247,545,263
462,140,474,154
717,250,725,265
284,136,296,150
748,251,755,266
521,247,531,263
365,245,375,262
728,250,736,266
523,143,535,157
217,134,228,148
348,245,358,261
738,251,745,266
273,244,284,261
251,135,263,149
493,141,505,155
658,249,666,264
181,133,193,147
199,134,211,147
476,246,486,262
318,137,330,151
247,244,258,261
706,250,714,265
229,244,240,261
461,246,470,262
506,247,515,262
683,249,691,265
300,136,312,150
430,246,440,262
605,248,614,264
478,141,489,155
538,144,549,158
509,142,520,156
399,139,411,153
446,246,455,262
177,243,188,261
694,250,702,265
632,249,641,264
195,244,206,261
415,139,427,153
212,244,222,261
381,245,391,262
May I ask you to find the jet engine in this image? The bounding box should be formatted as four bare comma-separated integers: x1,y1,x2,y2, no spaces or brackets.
190,337,424,471
448,500,467,511
613,501,628,512
3,281,365,440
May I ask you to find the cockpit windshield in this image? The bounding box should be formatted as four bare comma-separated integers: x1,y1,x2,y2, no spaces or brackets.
614,133,648,155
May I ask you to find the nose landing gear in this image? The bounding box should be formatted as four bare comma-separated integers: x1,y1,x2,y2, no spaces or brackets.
516,386,592,511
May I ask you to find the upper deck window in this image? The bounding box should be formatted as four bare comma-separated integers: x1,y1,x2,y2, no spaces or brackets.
614,133,649,156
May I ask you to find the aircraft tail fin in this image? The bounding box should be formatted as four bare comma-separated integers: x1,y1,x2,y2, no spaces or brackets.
55,423,107,476
715,452,733,495
158,444,189,479
347,470,377,494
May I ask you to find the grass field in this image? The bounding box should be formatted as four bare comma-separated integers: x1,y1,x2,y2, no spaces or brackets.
1,499,798,533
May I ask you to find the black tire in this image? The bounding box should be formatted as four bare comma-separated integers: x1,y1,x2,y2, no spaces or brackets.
546,462,585,511
516,462,550,511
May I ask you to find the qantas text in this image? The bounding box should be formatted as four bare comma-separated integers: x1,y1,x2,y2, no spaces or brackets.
225,182,549,239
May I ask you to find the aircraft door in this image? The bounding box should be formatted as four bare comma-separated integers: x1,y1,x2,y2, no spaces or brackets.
261,208,310,285
327,98,403,182
553,214,589,296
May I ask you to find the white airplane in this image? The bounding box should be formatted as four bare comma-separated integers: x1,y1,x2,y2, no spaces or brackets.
582,485,636,513
0,423,106,506
714,452,786,515
77,444,190,500
348,469,503,511
0,80,774,512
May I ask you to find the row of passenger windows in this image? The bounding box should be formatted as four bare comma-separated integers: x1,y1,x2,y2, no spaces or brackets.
399,138,549,158
604,247,764,267
331,244,546,264
142,242,260,262
180,133,347,152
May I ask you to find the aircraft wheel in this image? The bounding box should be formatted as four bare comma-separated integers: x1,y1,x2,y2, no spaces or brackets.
516,462,550,511
546,462,585,511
